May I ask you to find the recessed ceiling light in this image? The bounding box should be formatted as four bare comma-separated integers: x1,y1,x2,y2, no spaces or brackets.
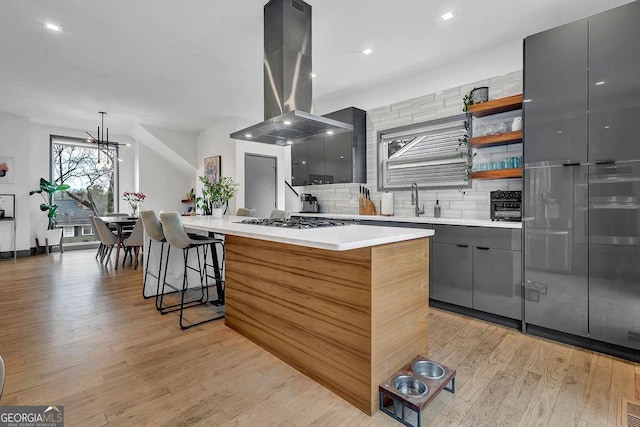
44,22,61,32
340,156,344,159
604,125,610,129
302,161,306,165
441,12,454,21
362,48,373,55
311,73,317,79
286,140,293,145
326,130,334,135
245,133,252,138
595,81,606,86
284,121,291,125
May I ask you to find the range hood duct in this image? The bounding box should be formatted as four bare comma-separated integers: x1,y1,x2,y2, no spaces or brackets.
230,0,352,145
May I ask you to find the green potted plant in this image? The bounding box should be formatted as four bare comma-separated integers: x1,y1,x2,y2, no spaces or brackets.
29,178,70,249
196,176,239,218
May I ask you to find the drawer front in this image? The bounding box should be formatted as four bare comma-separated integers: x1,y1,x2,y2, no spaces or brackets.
433,225,521,251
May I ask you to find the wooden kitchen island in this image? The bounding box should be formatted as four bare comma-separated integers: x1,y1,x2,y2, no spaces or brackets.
180,216,433,415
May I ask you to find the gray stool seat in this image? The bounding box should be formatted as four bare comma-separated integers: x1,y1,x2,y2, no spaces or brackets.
159,212,225,330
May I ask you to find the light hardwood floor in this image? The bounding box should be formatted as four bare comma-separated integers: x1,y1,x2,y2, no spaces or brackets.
0,250,637,426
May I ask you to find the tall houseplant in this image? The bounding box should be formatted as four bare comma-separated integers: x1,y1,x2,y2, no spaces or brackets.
29,178,70,230
197,176,238,218
30,178,70,250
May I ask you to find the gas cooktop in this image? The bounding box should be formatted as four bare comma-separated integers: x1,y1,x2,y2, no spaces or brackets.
238,217,349,229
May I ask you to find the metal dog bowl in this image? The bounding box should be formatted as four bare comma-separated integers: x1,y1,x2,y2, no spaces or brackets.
411,360,445,380
392,375,428,398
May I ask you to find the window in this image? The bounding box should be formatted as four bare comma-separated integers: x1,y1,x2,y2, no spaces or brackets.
378,115,468,189
50,135,119,244
63,226,75,238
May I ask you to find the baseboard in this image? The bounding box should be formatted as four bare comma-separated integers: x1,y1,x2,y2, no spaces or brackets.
429,299,522,330
525,324,640,363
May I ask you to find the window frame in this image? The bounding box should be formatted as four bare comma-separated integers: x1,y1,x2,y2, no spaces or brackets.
377,113,471,191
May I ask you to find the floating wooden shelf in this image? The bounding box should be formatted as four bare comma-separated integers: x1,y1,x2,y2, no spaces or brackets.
468,94,523,117
468,130,523,147
469,168,522,180
181,199,194,203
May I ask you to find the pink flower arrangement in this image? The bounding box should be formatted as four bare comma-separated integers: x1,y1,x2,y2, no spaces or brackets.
122,192,146,211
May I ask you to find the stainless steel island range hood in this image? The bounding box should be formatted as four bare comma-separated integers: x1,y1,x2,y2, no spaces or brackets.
230,0,352,145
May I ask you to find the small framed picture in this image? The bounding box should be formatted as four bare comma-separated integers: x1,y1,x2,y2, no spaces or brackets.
0,157,14,184
204,156,221,184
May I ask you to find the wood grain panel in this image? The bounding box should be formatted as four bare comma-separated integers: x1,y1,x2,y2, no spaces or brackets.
370,237,430,414
224,235,374,414
467,94,523,117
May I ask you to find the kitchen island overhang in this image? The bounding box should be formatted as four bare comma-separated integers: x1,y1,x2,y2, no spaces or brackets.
180,216,433,415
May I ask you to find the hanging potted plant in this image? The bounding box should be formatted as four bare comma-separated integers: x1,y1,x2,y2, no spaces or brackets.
197,176,238,218
29,178,70,249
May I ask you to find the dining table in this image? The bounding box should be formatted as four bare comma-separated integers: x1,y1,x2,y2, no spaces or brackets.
98,216,138,269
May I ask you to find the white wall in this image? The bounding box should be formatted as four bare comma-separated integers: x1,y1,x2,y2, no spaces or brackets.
138,143,193,214
0,112,32,252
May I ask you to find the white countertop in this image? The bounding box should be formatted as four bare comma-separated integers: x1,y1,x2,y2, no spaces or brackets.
181,215,434,251
295,213,522,229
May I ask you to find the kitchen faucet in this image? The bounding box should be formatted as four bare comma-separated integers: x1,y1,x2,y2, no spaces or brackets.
411,182,425,217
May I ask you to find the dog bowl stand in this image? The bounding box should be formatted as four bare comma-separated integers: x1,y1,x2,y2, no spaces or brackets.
378,356,456,427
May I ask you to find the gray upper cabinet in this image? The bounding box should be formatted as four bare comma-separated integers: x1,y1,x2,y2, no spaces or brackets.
524,19,588,165
589,1,640,162
293,107,366,186
291,140,308,186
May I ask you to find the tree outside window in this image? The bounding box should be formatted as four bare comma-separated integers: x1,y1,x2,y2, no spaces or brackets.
50,137,119,243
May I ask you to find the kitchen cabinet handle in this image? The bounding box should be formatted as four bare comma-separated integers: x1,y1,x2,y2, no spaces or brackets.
595,160,615,165
476,246,490,250
456,244,468,248
562,162,580,167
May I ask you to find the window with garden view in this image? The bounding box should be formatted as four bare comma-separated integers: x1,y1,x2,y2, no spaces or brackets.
51,136,119,244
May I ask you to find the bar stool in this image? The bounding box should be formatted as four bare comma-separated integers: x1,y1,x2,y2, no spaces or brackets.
140,210,167,301
159,212,225,330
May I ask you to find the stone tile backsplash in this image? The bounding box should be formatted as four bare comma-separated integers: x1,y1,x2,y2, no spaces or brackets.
295,71,523,220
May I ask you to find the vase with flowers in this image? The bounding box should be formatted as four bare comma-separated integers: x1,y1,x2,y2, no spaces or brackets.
122,192,146,217
196,176,238,218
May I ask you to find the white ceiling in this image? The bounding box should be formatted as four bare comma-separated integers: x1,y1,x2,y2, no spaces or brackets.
0,0,633,134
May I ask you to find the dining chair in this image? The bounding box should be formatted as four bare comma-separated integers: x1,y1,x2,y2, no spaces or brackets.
0,354,5,399
159,212,225,330
236,208,256,217
90,216,105,260
122,218,144,269
93,217,119,265
270,209,290,219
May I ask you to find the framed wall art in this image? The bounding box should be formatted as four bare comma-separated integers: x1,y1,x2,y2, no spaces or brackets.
0,157,14,184
204,156,221,184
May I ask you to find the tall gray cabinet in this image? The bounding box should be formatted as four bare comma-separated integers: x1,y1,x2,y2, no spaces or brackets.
524,0,640,351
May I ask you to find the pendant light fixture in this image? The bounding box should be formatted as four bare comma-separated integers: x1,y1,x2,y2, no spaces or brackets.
85,112,129,167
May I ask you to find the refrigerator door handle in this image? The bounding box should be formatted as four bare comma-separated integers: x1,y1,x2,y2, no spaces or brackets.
595,159,616,165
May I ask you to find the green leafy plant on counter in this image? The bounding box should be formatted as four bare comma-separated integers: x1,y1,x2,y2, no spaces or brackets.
196,176,239,215
29,178,70,229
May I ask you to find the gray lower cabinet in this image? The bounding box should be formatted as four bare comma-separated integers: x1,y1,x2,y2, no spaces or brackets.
473,247,522,320
431,242,472,308
430,225,522,320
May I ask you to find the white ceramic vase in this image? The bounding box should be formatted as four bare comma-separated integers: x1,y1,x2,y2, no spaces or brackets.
211,208,224,219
